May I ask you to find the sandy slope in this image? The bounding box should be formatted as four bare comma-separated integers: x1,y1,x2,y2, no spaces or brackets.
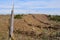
0,14,60,40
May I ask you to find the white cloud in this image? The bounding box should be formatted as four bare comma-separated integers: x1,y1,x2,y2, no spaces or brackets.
0,0,60,15
14,0,60,8
0,9,11,14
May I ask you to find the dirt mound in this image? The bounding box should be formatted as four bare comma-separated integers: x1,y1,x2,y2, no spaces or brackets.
0,14,60,40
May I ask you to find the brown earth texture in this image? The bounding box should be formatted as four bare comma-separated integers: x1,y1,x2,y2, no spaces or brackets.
0,14,60,40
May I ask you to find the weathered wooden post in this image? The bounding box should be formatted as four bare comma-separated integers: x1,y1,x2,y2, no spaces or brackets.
9,0,14,40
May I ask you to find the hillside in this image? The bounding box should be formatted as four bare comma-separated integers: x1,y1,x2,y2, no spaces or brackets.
0,14,60,40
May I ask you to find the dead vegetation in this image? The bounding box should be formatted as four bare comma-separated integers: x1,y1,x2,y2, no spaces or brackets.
0,14,60,40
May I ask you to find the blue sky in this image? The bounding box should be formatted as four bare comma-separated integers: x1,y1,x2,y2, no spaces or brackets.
0,0,60,15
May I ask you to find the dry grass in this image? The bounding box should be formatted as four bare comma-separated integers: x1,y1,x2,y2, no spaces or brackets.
0,14,60,40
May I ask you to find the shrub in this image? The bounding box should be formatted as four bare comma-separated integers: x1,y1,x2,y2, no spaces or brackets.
14,14,23,19
48,15,60,22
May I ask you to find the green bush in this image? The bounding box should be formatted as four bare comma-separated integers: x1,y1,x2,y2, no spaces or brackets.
48,15,60,22
14,14,23,19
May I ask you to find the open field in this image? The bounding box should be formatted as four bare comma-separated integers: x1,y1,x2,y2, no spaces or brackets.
0,14,60,40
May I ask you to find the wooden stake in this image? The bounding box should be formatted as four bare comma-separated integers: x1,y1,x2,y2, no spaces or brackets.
9,0,14,40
